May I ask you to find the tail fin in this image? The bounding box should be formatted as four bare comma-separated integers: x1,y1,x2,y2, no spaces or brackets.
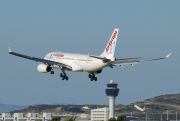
100,28,119,59
143,106,146,110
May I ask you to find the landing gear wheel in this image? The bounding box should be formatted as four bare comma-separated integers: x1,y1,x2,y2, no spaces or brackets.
50,71,54,74
94,77,97,81
65,76,68,80
60,72,69,81
89,74,97,81
91,78,93,81
88,74,92,78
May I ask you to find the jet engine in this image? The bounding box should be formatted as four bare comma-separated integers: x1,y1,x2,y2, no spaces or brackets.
37,64,51,73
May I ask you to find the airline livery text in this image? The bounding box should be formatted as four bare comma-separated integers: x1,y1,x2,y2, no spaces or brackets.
106,31,117,52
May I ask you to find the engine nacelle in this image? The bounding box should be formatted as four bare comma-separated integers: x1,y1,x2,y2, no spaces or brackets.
37,64,51,73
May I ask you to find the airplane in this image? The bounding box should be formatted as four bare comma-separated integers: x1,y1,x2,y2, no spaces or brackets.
134,104,146,112
8,28,171,81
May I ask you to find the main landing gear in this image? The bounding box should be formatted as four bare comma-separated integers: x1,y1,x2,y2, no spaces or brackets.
60,70,68,80
89,74,97,81
50,68,54,74
50,70,54,74
50,68,68,80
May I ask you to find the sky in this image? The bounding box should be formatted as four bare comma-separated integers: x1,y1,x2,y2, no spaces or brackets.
0,1,180,106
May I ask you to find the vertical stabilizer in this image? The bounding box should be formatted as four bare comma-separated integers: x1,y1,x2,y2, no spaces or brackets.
100,28,119,59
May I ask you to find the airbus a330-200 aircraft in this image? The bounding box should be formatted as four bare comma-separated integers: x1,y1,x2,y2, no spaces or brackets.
8,28,171,81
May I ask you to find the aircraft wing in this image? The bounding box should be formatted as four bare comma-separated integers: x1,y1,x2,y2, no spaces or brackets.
111,53,172,67
8,47,72,69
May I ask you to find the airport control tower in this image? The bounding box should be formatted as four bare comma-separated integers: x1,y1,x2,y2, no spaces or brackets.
105,80,119,118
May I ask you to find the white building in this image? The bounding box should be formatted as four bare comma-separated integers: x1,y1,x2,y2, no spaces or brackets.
43,113,51,121
91,108,109,121
27,113,40,121
1,113,51,121
14,113,27,121
1,112,91,121
1,113,13,121
77,114,91,121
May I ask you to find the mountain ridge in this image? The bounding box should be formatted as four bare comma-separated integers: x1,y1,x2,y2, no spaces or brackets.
0,103,27,113
1,93,180,120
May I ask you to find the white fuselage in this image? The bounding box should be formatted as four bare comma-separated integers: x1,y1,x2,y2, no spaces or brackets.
44,52,109,72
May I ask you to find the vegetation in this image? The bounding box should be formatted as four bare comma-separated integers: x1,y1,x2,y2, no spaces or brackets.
108,118,116,121
35,119,42,121
51,116,61,121
116,115,126,121
64,116,76,121
10,94,180,120
108,115,126,121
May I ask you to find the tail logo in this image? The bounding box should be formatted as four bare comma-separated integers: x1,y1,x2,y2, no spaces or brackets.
106,30,118,54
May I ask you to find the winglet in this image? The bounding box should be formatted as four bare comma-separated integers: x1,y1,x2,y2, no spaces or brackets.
166,53,172,58
8,47,12,53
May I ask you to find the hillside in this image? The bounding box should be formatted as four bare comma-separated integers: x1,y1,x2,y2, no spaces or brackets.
0,104,27,113
10,93,180,120
116,93,180,120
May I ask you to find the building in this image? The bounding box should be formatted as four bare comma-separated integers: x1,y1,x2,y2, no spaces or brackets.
105,80,119,118
1,113,13,121
1,113,51,121
43,113,51,121
14,113,26,121
27,113,41,121
91,107,109,121
0,112,91,121
77,114,91,121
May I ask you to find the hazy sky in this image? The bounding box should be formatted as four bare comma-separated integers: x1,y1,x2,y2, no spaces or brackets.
0,1,179,106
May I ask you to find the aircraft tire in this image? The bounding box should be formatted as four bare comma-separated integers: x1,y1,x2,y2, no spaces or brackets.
51,71,54,74
94,77,97,81
65,76,68,80
88,74,91,78
91,78,93,81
